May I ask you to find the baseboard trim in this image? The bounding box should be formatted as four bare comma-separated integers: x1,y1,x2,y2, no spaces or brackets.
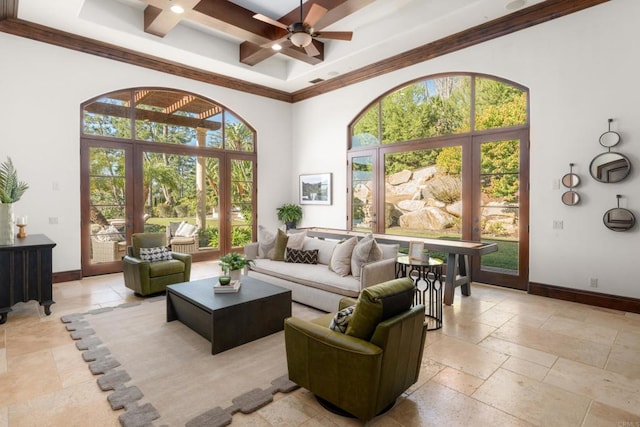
529,282,640,314
53,270,82,283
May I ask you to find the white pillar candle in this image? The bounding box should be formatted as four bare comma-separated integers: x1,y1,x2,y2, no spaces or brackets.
16,216,27,226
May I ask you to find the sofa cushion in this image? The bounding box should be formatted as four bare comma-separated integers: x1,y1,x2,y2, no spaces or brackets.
271,229,289,261
302,237,338,265
351,234,383,279
329,305,355,333
345,278,415,341
329,236,358,277
285,248,318,264
257,225,276,259
139,246,173,262
148,258,186,277
250,258,360,297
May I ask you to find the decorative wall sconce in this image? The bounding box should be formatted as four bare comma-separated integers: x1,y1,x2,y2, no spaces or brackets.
603,195,635,232
589,119,631,183
561,163,580,206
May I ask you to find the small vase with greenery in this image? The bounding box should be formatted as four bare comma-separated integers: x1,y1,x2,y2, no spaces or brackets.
276,203,303,230
0,157,29,204
0,157,29,246
219,252,253,281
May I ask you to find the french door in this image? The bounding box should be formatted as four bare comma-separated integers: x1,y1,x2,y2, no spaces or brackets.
471,129,529,290
81,141,255,276
81,140,133,276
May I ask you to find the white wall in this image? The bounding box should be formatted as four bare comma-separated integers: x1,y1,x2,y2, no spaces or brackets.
291,0,640,298
0,33,292,272
2,0,638,300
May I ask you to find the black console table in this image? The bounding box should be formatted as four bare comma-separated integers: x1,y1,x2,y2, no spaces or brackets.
0,234,56,324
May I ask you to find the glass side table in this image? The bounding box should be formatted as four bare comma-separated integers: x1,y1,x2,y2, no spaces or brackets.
396,255,444,330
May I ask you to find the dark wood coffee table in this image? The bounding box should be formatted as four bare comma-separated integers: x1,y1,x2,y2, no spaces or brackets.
166,276,291,354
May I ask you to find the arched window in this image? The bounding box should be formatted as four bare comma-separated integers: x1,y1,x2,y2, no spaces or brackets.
80,88,256,276
348,74,529,290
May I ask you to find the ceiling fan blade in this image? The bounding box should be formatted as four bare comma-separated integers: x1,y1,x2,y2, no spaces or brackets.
304,4,328,28
304,41,321,57
314,31,353,41
253,13,289,31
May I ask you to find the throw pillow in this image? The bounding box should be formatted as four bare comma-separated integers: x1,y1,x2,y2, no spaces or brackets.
174,221,188,236
139,246,173,262
257,226,276,259
285,248,318,264
329,305,355,333
350,234,383,279
270,229,289,261
303,237,338,265
286,230,306,250
175,223,197,237
328,236,358,277
345,278,415,341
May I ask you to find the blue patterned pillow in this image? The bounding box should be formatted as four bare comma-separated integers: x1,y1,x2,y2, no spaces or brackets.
329,305,355,333
139,246,173,262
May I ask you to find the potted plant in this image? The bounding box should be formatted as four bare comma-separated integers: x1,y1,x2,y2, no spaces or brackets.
0,157,29,245
219,252,253,281
276,203,303,230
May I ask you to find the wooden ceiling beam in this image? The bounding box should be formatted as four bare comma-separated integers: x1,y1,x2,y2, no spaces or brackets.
0,0,18,20
142,0,200,37
239,41,278,67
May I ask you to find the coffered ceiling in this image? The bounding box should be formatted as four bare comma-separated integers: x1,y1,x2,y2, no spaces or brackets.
1,0,609,100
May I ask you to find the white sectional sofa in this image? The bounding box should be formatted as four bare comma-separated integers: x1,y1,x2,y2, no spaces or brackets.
244,233,398,312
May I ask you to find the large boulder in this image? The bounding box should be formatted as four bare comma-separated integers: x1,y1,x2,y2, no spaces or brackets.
412,166,437,183
399,206,457,230
446,200,463,217
387,169,413,185
397,200,426,212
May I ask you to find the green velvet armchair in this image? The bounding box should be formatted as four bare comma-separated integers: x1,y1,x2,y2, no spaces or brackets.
122,232,192,296
284,278,427,421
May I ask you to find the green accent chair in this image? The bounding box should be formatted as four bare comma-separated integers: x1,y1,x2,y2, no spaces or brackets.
284,277,427,421
122,232,192,296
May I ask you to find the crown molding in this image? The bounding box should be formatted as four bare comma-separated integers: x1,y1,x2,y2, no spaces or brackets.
0,0,609,103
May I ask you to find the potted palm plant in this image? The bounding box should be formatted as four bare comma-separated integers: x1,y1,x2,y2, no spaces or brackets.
276,203,303,230
219,252,253,281
0,157,29,245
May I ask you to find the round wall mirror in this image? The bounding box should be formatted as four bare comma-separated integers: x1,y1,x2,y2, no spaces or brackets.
589,152,631,183
603,207,636,231
599,130,621,148
561,173,580,188
561,191,580,206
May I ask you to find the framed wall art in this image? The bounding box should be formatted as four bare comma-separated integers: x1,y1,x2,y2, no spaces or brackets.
299,173,332,205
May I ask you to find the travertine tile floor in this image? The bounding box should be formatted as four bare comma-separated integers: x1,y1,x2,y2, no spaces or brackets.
1,261,640,426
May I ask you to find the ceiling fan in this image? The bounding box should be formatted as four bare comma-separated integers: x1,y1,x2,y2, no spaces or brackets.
253,0,353,57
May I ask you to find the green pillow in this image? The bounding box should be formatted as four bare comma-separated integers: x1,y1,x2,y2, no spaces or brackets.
345,278,415,341
270,229,289,261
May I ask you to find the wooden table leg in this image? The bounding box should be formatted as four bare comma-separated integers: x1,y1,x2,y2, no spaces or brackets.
444,253,472,305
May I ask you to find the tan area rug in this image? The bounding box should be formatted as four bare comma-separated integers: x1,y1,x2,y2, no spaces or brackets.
61,297,323,427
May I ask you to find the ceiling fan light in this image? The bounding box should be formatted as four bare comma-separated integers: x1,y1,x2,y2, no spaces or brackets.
290,32,312,48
